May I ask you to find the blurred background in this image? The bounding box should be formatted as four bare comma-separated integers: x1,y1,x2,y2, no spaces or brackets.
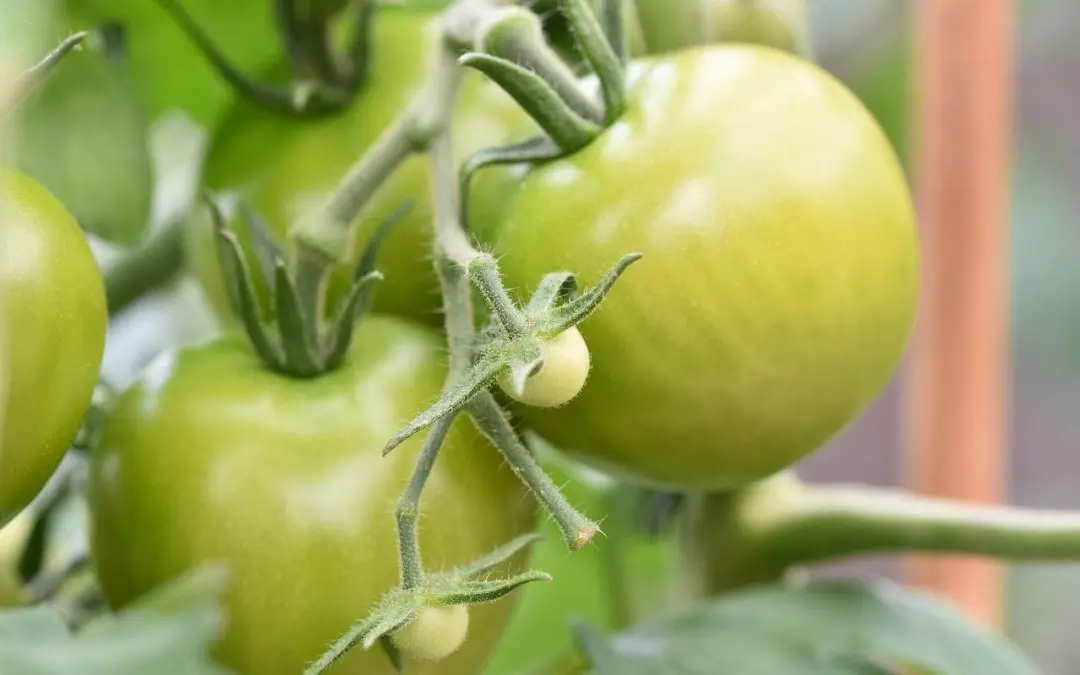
16,0,1079,673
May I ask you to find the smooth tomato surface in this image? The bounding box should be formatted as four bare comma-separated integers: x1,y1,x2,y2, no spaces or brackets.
488,46,920,490
187,8,529,327
0,170,106,526
87,316,536,675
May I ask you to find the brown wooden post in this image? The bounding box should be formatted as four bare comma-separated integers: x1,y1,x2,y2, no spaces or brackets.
905,0,1015,627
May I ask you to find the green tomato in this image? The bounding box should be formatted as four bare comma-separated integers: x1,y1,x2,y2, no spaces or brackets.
0,170,107,526
497,327,591,409
487,46,919,491
86,315,537,675
11,47,153,246
634,0,810,55
186,8,529,327
391,604,470,662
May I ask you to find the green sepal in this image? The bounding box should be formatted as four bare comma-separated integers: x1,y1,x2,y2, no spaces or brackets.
323,271,383,371
377,635,404,673
240,205,286,291
525,272,579,316
205,192,406,377
449,533,544,578
459,135,564,233
540,253,642,334
558,0,626,123
435,571,552,605
459,53,601,153
208,197,283,368
273,260,322,377
2,32,87,116
382,345,517,455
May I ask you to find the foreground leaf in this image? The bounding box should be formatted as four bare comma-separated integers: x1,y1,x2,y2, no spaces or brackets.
579,581,1041,675
0,565,230,674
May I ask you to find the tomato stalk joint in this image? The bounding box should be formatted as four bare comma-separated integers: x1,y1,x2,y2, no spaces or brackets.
383,252,642,455
302,534,549,674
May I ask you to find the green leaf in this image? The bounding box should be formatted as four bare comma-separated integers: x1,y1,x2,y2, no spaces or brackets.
0,565,229,674
580,582,1041,675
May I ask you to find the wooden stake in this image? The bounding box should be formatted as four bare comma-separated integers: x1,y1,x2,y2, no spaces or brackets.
904,0,1014,627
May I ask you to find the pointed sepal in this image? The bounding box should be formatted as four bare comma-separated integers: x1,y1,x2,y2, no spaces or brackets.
541,253,643,333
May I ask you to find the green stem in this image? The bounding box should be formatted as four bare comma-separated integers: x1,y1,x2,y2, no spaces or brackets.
468,393,599,550
753,485,1080,566
426,85,598,550
598,489,635,630
2,32,86,117
395,415,455,589
103,216,186,316
468,256,530,337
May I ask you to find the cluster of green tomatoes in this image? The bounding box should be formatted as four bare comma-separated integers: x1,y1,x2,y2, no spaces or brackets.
0,0,920,673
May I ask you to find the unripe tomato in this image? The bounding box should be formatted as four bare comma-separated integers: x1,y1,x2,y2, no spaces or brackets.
391,604,470,662
488,46,919,490
87,316,536,675
497,328,591,408
0,169,106,526
186,8,529,327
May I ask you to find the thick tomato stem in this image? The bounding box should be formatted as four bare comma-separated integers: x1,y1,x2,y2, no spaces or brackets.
102,215,186,316
687,472,1080,596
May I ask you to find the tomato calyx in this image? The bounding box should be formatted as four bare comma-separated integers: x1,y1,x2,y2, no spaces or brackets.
383,252,641,453
304,533,549,674
153,0,375,117
205,193,410,378
459,0,627,154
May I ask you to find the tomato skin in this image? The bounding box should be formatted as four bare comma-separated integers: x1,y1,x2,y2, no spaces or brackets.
488,46,919,490
86,316,536,675
0,170,106,526
186,9,530,327
497,328,591,409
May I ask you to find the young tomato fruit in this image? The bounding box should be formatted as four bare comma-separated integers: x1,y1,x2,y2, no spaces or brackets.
488,46,920,490
86,316,536,675
0,170,106,526
497,327,591,408
391,604,470,662
186,8,529,327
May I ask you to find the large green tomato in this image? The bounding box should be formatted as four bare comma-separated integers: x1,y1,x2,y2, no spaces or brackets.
488,46,919,491
87,316,537,675
0,170,106,526
187,8,529,327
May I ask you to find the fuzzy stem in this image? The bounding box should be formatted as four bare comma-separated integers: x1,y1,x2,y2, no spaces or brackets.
469,393,599,550
103,215,186,316
395,415,455,589
426,70,598,550
752,486,1080,566
469,256,530,337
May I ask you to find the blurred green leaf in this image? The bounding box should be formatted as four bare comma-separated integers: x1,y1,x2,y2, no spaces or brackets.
65,0,277,127
0,564,230,674
575,582,1041,675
